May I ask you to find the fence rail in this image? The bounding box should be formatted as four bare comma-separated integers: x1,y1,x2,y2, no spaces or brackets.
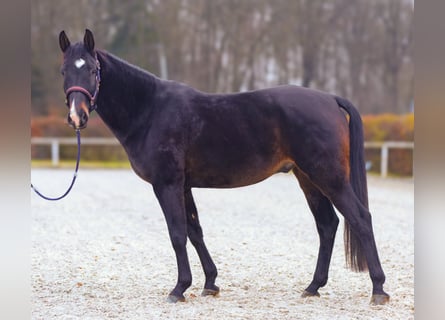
31,137,120,167
31,137,413,178
364,141,414,177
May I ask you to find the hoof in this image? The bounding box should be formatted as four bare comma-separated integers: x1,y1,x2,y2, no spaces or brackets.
370,293,390,305
167,294,186,303
201,286,220,297
301,290,320,298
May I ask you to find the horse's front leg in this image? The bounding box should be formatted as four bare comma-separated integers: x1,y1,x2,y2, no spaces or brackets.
185,188,219,296
153,177,192,303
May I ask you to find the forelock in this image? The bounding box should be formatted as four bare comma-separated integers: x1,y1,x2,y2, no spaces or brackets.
64,42,94,60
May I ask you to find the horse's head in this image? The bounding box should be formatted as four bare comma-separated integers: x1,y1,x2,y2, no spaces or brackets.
59,29,100,129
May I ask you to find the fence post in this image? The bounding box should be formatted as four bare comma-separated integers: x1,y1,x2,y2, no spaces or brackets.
51,139,59,166
381,144,388,178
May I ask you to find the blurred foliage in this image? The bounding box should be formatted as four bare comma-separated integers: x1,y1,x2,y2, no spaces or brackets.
363,113,414,142
31,0,413,116
363,113,414,176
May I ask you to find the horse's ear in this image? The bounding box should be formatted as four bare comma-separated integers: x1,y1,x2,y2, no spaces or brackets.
59,30,71,53
84,29,95,53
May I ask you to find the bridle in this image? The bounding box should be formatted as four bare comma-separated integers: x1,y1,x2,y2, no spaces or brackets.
64,53,101,112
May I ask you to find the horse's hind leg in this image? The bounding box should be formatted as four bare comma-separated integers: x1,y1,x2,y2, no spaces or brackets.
302,161,389,303
294,169,339,298
185,189,219,296
328,185,389,304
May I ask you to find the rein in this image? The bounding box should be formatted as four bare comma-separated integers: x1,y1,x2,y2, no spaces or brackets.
31,129,81,201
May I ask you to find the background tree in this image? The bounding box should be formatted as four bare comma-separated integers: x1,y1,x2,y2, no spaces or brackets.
31,0,414,116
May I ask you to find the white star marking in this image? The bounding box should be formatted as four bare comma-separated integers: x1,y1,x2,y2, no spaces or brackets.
74,58,86,69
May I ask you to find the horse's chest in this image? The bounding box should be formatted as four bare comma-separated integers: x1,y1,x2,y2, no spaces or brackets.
129,161,153,184
121,142,155,184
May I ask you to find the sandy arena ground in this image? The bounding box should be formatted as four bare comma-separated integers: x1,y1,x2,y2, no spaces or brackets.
31,169,414,319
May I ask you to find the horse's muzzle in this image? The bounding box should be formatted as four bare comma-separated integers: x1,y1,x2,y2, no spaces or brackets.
67,96,89,129
67,113,88,129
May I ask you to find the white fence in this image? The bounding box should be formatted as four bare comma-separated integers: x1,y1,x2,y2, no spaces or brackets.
364,141,414,177
31,137,414,178
31,137,119,166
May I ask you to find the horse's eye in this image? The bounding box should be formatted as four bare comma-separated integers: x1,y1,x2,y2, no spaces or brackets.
61,70,65,76
91,69,97,75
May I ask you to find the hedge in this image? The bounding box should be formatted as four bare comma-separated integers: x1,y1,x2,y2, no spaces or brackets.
362,113,414,176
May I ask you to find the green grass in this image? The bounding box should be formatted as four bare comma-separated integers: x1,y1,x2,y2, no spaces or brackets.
31,160,131,169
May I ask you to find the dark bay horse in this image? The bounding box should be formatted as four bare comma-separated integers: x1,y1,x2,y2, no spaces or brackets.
58,29,389,304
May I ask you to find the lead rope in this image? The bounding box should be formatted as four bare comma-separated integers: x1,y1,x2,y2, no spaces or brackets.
31,129,81,201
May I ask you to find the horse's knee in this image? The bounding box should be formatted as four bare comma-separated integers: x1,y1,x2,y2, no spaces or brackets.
189,235,203,247
188,223,204,246
170,233,187,251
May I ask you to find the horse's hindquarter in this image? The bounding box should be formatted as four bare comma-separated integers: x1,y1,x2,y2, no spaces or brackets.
185,86,348,188
274,86,351,177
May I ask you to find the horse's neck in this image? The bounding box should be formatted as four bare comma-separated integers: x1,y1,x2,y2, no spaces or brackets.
95,50,159,142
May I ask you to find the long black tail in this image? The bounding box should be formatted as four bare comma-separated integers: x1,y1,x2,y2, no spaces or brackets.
335,96,368,272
